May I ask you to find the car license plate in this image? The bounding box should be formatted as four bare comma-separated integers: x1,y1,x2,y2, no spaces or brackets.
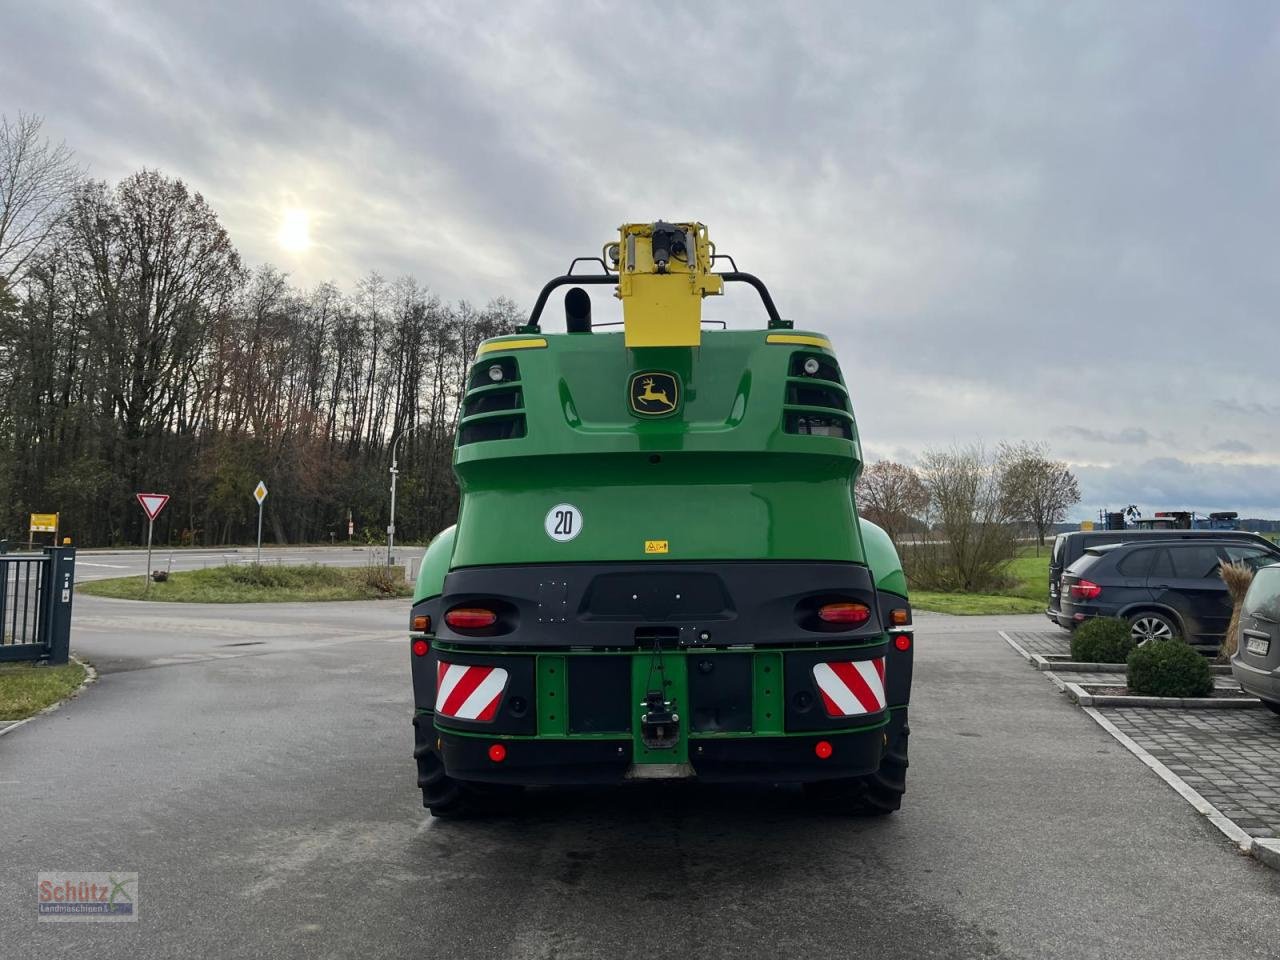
1247,636,1271,657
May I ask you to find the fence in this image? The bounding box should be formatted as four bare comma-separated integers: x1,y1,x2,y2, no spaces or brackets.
0,545,75,665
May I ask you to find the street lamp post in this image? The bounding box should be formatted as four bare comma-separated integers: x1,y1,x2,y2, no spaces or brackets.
388,422,421,566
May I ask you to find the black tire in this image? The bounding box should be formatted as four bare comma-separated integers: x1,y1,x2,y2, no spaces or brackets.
805,712,909,816
1127,611,1180,646
1261,700,1280,717
415,728,521,818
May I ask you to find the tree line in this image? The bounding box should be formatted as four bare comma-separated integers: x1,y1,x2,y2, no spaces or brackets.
857,442,1081,592
0,113,519,547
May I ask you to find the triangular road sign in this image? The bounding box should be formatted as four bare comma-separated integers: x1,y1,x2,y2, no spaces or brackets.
136,492,170,522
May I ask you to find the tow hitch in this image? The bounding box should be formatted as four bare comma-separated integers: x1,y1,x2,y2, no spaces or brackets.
640,690,680,750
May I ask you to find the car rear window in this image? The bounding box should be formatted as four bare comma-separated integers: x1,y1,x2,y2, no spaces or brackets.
1065,553,1101,576
1243,567,1280,621
1116,548,1156,577
1169,545,1222,579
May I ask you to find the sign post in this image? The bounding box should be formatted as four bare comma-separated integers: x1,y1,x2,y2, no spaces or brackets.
253,481,269,564
135,493,170,594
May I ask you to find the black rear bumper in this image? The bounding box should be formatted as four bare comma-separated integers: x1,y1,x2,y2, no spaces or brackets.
417,711,898,786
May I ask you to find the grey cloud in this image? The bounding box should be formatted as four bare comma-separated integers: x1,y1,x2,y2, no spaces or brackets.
1211,439,1256,454
1060,426,1152,445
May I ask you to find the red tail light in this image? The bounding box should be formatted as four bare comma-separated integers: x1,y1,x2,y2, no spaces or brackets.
445,607,498,629
893,634,911,651
487,743,507,763
818,602,871,625
1070,579,1102,600
411,639,430,657
814,740,834,759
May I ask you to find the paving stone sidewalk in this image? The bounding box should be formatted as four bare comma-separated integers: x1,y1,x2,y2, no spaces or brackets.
1102,708,1280,838
1004,629,1072,658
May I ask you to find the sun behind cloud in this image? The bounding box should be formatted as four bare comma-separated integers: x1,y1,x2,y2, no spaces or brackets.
276,208,311,252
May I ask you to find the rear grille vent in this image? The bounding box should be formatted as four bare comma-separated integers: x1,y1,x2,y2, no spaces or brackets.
458,359,527,446
458,415,527,445
784,411,854,440
786,382,848,411
463,388,522,417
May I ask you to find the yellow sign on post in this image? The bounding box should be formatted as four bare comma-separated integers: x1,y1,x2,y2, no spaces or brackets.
30,513,58,533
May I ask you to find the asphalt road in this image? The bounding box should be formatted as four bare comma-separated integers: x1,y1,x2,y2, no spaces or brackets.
70,545,427,582
2,602,1278,958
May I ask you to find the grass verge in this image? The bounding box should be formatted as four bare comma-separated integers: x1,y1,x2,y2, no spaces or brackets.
910,546,1049,615
0,661,88,722
76,563,412,603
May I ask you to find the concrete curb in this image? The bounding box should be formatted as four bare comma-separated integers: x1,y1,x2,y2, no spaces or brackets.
1033,653,1232,676
999,630,1036,664
1060,679,1259,709
0,656,97,739
1081,705,1280,872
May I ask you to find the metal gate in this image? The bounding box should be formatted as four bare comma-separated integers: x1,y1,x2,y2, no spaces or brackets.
0,546,75,664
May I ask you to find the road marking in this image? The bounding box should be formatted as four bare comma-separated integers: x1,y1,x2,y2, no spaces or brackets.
77,562,131,569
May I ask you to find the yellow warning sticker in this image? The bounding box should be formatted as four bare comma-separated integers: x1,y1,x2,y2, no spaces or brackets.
644,540,669,554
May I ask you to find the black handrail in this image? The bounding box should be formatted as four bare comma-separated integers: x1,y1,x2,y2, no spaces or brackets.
520,271,789,333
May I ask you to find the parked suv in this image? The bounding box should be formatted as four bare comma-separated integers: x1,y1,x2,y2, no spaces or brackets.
1046,529,1275,629
1058,539,1280,649
1231,563,1280,714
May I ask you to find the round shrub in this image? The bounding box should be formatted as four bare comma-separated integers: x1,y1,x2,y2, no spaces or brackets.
1126,640,1213,698
1070,617,1134,663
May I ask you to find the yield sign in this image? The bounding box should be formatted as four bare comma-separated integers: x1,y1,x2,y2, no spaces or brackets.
136,492,170,521
253,481,268,505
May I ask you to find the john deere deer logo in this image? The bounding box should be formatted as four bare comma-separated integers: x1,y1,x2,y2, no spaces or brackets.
629,371,679,417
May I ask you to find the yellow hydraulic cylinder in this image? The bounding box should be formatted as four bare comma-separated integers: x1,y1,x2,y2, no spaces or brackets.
612,222,723,348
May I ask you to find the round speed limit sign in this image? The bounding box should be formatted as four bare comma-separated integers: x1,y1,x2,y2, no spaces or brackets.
544,503,582,542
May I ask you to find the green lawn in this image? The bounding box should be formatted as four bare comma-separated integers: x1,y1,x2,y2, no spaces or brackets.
910,546,1049,616
0,661,88,721
77,563,412,603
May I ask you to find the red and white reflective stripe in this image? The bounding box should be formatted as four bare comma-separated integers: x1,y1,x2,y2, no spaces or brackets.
813,658,886,718
435,662,508,721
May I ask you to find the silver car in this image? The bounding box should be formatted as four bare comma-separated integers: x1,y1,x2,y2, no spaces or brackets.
1231,563,1280,714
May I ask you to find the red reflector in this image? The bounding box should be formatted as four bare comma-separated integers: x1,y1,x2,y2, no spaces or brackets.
893,634,911,651
814,740,834,759
412,639,430,657
488,743,507,763
445,607,498,629
817,602,871,625
1069,579,1102,600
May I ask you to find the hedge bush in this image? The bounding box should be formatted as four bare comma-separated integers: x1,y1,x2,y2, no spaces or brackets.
1126,640,1213,698
1070,617,1134,663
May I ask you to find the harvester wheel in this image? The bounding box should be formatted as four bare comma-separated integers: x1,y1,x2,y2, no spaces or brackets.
805,713,909,816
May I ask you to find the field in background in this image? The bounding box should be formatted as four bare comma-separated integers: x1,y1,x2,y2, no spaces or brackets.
76,563,412,603
911,546,1048,615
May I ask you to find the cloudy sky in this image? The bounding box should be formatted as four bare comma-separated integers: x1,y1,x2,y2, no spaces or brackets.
4,1,1278,519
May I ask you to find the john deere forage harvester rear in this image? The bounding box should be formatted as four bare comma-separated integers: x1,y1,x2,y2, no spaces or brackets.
409,221,913,816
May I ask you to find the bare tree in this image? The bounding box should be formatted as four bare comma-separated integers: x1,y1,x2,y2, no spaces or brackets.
0,113,82,283
907,444,1020,592
855,460,928,545
998,441,1081,548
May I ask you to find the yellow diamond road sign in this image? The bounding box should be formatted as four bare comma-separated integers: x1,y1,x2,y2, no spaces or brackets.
253,481,268,505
